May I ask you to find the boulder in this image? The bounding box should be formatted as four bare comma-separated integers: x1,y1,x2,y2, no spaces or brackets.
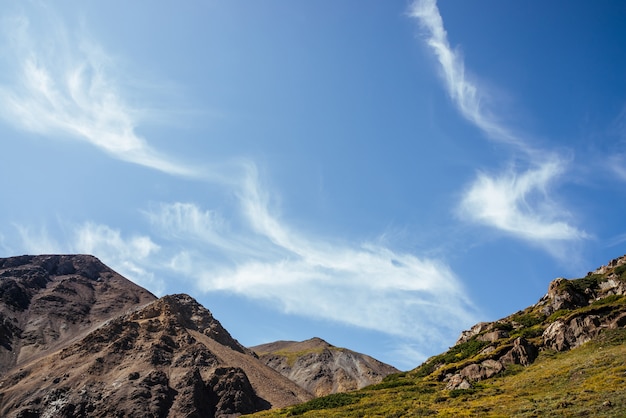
456,322,491,345
444,374,471,390
477,330,508,343
543,315,602,351
460,359,503,381
499,337,538,366
541,278,589,316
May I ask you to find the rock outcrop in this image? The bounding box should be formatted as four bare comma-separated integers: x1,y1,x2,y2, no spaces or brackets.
251,337,399,396
439,255,626,390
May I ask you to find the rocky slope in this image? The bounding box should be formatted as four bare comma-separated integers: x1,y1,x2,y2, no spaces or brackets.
0,255,312,417
250,255,626,417
438,254,626,390
250,338,399,396
0,254,157,374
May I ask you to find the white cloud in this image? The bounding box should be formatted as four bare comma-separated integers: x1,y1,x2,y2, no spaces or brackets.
145,202,225,242
158,173,480,346
608,154,626,182
72,223,164,294
409,0,586,248
409,0,520,148
14,224,63,255
0,13,196,178
459,162,587,242
14,221,165,295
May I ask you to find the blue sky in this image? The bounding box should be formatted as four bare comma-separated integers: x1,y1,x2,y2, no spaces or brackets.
1,0,625,370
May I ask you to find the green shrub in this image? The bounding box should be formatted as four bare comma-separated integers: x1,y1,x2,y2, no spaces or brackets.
591,294,625,307
511,312,545,328
547,309,571,322
613,264,626,278
492,322,513,332
287,393,365,416
563,274,602,294
511,325,544,339
413,338,489,379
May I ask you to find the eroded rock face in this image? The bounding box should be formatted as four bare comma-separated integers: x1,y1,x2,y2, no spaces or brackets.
0,255,156,374
0,255,312,417
208,367,271,417
543,315,603,351
446,338,538,390
499,337,538,366
251,338,399,397
540,278,589,316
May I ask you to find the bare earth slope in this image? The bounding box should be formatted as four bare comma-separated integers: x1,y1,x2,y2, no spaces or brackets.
0,254,156,374
250,337,399,396
0,255,312,417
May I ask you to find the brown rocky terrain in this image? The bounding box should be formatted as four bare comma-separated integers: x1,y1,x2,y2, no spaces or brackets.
250,337,399,397
0,255,312,417
0,254,157,374
438,254,626,390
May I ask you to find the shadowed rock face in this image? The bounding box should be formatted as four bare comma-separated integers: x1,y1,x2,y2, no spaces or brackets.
251,337,399,397
0,255,312,417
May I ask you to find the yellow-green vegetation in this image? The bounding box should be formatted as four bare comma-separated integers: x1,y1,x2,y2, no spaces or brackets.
250,262,626,417
251,328,626,417
257,347,344,367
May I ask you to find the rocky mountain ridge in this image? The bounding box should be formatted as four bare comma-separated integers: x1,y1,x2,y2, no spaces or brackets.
0,254,398,417
0,255,313,417
0,254,156,374
251,337,399,396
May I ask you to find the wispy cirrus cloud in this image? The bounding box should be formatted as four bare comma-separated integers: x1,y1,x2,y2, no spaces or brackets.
409,0,587,249
135,166,480,347
608,153,626,182
73,223,165,294
0,12,196,178
408,0,521,148
14,221,165,295
458,163,587,241
148,170,480,346
1,4,480,360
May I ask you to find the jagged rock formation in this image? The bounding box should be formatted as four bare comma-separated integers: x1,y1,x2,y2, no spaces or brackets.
437,255,626,390
250,337,399,396
0,255,312,417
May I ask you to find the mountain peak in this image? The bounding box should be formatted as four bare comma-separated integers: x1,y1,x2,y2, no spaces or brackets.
0,254,156,373
128,293,249,354
250,338,399,397
0,254,313,417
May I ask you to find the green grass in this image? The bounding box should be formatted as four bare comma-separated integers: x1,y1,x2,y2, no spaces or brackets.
257,346,342,367
251,328,626,417
251,263,626,417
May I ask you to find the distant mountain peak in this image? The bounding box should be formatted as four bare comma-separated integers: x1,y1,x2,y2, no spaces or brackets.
250,338,399,397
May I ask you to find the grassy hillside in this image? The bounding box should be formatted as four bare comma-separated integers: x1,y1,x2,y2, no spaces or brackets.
251,330,626,417
251,259,626,417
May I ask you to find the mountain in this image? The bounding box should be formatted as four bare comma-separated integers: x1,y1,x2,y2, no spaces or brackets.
250,255,626,417
0,255,312,417
0,254,157,374
250,337,399,396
